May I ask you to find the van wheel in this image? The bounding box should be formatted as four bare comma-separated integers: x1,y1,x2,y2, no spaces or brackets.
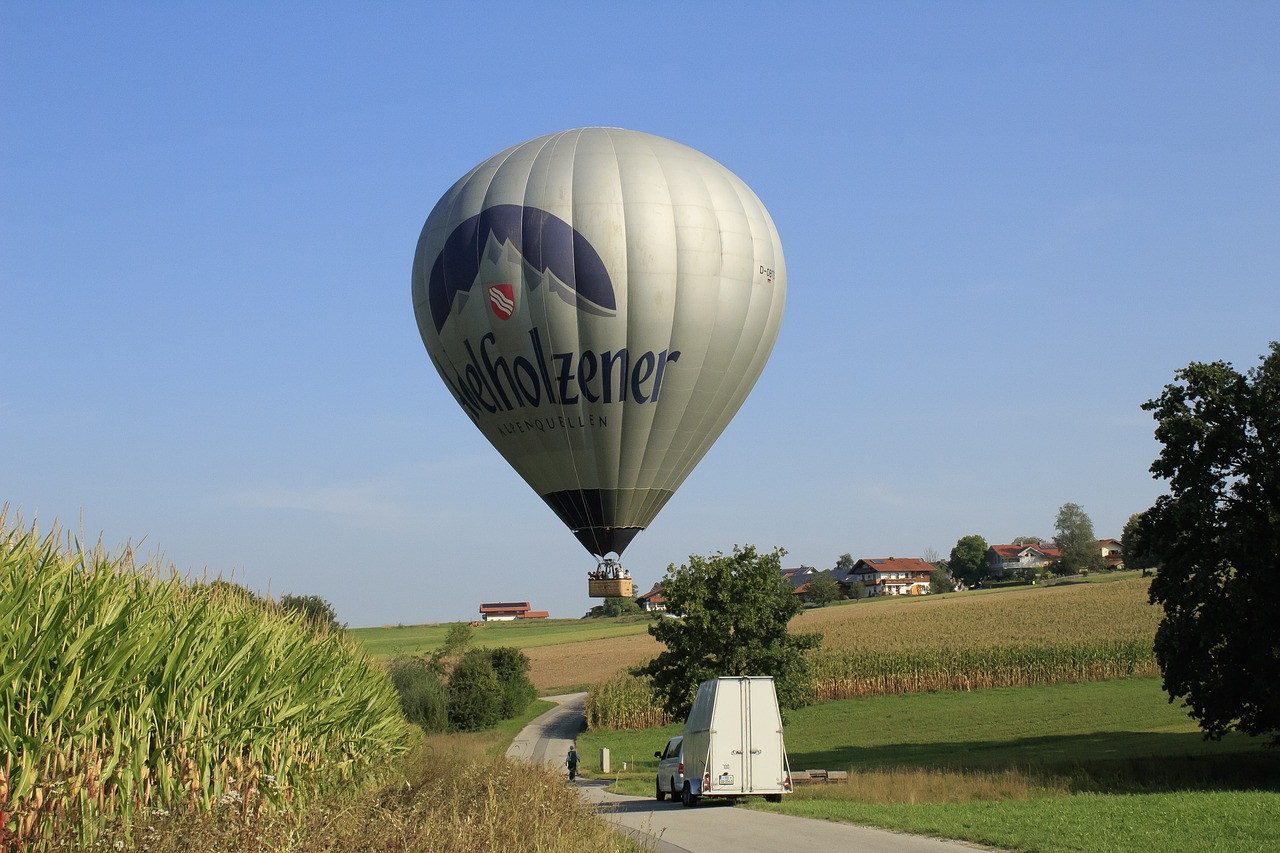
655,778,665,801
681,782,699,808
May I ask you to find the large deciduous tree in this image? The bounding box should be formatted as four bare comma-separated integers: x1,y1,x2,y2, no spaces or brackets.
948,535,989,585
638,545,821,717
1053,503,1106,575
1121,511,1158,576
1140,342,1280,743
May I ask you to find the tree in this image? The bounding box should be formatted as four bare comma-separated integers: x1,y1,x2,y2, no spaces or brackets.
277,593,342,633
847,580,868,600
1121,511,1158,576
1053,503,1106,575
637,545,821,717
803,571,842,607
1140,342,1280,743
430,621,473,669
1012,535,1044,546
928,568,955,594
834,553,855,572
948,535,989,586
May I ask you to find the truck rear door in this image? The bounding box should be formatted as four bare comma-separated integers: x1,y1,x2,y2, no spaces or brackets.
746,678,781,793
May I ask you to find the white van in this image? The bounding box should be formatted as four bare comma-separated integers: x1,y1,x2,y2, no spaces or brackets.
661,676,793,807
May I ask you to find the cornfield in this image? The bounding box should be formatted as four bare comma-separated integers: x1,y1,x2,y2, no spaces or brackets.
810,640,1158,700
585,672,670,731
0,513,408,850
796,578,1162,652
585,577,1162,727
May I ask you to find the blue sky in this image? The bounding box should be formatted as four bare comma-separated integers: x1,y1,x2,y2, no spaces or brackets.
4,2,1277,627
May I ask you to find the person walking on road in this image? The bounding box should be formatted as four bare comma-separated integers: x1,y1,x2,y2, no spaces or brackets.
566,744,580,781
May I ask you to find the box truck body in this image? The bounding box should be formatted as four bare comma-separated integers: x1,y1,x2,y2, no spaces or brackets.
677,676,792,806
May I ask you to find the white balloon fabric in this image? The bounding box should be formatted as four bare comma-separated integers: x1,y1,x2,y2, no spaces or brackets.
412,128,785,557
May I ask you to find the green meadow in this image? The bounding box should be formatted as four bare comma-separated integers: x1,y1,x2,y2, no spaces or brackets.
579,677,1280,853
349,615,650,659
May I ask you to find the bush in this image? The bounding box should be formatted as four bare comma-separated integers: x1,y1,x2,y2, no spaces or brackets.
387,656,449,732
447,649,502,731
488,646,538,718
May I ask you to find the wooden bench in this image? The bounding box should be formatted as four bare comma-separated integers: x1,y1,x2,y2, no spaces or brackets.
790,769,848,785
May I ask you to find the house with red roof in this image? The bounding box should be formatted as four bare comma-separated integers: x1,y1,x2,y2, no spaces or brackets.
843,558,935,597
478,601,549,621
780,566,821,597
1098,538,1125,569
635,584,667,612
985,544,1063,577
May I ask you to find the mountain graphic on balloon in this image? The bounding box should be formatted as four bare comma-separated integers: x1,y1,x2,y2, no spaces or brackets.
411,128,786,586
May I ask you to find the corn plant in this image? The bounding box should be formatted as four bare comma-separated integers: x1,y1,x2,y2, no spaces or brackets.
0,512,408,850
585,672,670,731
809,640,1158,701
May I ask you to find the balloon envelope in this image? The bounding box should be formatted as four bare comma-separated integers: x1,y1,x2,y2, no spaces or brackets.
412,128,785,557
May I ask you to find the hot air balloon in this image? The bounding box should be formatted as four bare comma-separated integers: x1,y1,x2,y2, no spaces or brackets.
411,128,785,596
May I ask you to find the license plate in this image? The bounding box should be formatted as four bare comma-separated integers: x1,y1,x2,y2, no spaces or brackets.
718,772,734,785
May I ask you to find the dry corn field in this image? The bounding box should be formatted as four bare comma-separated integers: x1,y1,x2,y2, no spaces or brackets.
800,579,1161,700
795,578,1161,652
585,577,1161,729
0,514,408,850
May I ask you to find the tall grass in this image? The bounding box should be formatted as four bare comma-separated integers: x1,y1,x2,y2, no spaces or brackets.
0,513,408,849
111,734,641,852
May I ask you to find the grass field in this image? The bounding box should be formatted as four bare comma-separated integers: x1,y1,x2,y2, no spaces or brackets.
350,615,651,659
577,677,1280,853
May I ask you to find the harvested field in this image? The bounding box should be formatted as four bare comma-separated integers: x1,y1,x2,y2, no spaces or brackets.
525,632,660,692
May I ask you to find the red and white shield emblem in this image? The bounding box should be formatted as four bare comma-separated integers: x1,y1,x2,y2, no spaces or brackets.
488,284,515,320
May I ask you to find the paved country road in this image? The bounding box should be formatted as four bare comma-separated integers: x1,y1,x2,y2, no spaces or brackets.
507,694,998,853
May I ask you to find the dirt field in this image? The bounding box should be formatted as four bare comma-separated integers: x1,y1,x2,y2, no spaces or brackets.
525,632,660,692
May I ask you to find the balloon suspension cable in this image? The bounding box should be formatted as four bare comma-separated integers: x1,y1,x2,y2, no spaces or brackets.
589,557,631,581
